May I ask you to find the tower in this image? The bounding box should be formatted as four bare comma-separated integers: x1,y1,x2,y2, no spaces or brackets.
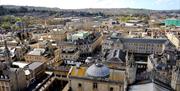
4,40,11,62
126,53,137,84
171,64,180,91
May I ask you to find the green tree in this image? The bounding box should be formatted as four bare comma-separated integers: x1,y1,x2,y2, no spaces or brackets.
3,16,12,22
1,22,11,30
11,24,21,31
15,17,22,22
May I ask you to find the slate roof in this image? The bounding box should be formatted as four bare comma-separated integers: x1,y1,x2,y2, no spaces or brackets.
28,62,43,70
121,38,168,44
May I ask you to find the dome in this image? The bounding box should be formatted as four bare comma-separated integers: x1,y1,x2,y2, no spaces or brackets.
86,63,110,78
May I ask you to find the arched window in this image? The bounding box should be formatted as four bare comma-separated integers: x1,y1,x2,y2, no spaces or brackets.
93,83,97,89
78,83,82,87
110,87,113,91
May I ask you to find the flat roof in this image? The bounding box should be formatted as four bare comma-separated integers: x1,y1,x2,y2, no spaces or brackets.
12,62,28,68
28,48,45,56
28,62,44,70
129,82,171,91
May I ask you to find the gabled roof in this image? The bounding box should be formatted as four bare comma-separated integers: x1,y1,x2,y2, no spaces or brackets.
106,49,126,63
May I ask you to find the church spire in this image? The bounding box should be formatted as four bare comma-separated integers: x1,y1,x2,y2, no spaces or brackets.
128,53,135,67
126,52,137,84
4,40,11,62
125,50,129,61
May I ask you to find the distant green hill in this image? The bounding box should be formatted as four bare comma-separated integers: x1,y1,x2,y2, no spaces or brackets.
0,5,179,17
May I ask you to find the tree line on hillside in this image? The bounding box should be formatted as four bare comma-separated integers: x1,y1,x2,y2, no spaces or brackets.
1,5,179,17
0,6,107,17
0,6,57,16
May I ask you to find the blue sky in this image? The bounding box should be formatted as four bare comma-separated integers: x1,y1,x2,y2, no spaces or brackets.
0,0,180,10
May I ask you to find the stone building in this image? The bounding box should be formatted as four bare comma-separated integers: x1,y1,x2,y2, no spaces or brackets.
49,28,67,41
68,63,127,91
102,34,170,55
166,32,180,50
171,65,180,91
60,48,80,63
25,47,60,65
37,28,67,42
11,61,46,88
125,53,137,84
58,32,103,57
0,47,15,62
0,40,19,47
0,63,27,91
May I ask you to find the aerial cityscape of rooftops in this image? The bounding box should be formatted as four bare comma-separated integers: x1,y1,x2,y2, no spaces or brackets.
0,0,180,91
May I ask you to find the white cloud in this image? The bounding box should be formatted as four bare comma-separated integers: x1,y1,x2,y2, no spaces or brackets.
155,0,171,4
